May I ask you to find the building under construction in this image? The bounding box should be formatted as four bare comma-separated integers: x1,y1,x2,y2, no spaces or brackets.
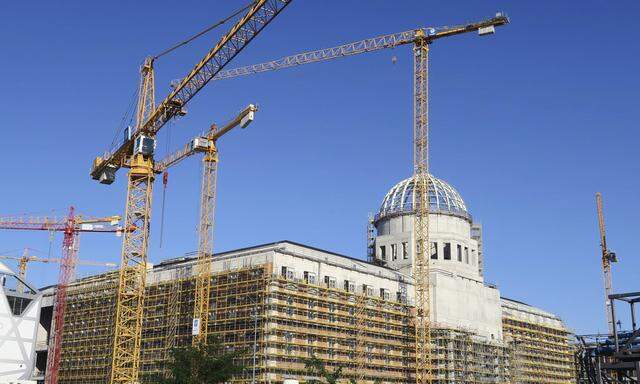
33,175,576,384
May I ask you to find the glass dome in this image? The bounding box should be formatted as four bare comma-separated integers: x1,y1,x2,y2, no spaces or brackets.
377,175,470,221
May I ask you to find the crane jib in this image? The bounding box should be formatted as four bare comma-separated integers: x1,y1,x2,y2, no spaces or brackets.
211,13,509,83
90,0,293,183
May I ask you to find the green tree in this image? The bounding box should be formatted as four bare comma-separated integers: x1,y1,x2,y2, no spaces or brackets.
304,355,350,384
158,339,245,384
303,356,383,384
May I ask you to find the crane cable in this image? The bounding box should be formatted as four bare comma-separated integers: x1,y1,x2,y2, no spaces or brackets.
153,0,257,60
158,119,174,248
106,1,256,153
108,86,140,153
155,1,255,246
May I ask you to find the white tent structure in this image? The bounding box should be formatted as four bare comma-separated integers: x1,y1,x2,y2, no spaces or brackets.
0,261,41,384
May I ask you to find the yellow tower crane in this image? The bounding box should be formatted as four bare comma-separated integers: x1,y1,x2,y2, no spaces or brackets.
208,13,509,383
0,248,117,284
88,2,292,383
153,105,257,345
596,192,618,334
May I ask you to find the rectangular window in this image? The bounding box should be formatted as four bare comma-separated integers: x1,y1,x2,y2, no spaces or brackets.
379,245,386,260
328,339,336,358
464,247,469,264
402,242,409,259
304,271,316,285
430,242,438,260
391,244,398,261
457,244,462,262
324,276,337,288
344,280,355,292
282,266,295,280
444,242,451,260
380,288,390,301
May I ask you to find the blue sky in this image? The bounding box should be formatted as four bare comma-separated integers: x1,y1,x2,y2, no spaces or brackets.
0,1,638,335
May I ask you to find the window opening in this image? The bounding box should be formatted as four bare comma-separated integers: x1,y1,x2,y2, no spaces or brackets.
430,242,438,260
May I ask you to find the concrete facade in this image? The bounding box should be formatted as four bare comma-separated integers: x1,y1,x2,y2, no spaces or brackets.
372,176,502,341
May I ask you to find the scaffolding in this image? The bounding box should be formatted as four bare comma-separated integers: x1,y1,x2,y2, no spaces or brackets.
57,264,271,384
139,267,194,380
52,259,575,384
262,271,414,383
58,272,118,384
429,327,510,384
502,316,575,384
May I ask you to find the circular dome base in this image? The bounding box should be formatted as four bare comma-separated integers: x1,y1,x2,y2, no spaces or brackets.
376,175,471,222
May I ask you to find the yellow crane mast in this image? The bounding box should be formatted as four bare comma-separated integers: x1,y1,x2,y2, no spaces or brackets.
206,14,509,383
89,2,292,383
596,192,618,334
412,32,431,384
153,105,257,346
193,137,217,346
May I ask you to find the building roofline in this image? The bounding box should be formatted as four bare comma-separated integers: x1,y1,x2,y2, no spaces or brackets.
501,296,561,321
167,240,377,268
40,240,382,290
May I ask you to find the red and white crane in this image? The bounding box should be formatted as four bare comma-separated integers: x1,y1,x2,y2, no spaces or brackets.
0,207,125,384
